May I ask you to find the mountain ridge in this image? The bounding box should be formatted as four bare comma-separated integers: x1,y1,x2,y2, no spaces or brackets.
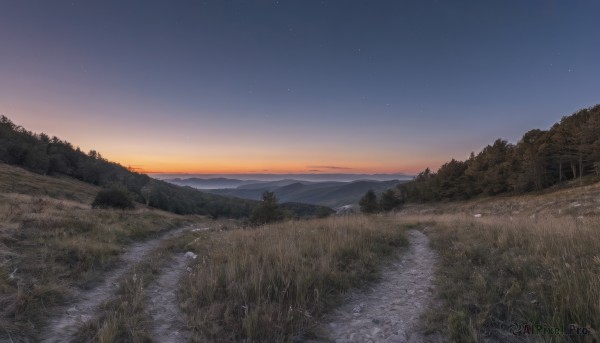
195,179,406,208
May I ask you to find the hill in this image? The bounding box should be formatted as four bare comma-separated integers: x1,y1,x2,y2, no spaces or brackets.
167,177,264,189
203,179,405,207
0,116,330,219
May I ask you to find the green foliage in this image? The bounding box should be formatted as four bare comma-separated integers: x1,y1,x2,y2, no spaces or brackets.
359,190,379,213
92,188,135,209
279,203,334,219
400,104,600,202
379,189,402,212
250,191,284,224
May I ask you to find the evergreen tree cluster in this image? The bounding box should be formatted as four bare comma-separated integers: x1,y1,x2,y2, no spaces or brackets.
399,105,600,202
250,191,284,224
249,191,333,224
359,189,403,213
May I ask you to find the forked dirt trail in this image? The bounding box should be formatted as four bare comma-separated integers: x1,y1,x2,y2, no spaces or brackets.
40,226,194,343
320,230,443,343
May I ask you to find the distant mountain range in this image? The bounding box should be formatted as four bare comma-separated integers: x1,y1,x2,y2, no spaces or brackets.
167,177,264,189
166,178,406,208
153,173,413,183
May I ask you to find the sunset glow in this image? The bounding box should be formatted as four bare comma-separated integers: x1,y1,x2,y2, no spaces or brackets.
1,1,599,176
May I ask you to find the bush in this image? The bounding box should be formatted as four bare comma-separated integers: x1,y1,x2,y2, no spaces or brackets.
92,188,135,209
379,189,402,212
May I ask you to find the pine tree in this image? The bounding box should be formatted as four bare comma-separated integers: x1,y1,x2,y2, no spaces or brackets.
359,190,379,214
250,191,283,224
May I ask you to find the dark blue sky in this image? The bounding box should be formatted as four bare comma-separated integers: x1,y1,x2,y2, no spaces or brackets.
1,1,599,173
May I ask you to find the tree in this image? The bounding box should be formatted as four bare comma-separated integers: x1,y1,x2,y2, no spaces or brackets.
379,189,401,212
250,191,283,224
359,190,379,214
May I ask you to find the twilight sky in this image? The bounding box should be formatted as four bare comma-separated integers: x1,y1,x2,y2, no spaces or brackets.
1,1,599,174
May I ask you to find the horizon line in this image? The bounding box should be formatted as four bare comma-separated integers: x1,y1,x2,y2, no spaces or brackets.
144,171,415,176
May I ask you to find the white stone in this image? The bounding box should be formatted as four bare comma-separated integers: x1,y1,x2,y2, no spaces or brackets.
184,251,198,260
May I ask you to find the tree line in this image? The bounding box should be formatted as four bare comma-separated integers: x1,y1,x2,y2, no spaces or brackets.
0,115,314,218
398,104,600,202
359,189,403,213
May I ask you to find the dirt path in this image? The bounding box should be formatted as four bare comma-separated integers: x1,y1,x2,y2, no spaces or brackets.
320,230,443,343
144,254,193,343
39,226,194,343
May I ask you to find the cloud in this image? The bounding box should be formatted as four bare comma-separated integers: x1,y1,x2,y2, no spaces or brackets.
306,165,353,170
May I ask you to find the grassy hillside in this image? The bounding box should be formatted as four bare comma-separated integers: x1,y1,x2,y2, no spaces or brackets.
393,181,600,342
3,158,598,342
0,162,405,341
401,174,600,218
0,163,205,340
0,163,99,202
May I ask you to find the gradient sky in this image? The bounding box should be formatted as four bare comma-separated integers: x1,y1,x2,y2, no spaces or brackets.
1,1,599,174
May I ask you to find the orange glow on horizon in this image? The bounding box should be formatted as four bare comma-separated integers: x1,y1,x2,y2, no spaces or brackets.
2,94,448,177
110,156,434,175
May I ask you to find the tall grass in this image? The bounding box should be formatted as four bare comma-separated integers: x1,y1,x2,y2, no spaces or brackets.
178,215,410,342
407,214,600,342
0,193,190,341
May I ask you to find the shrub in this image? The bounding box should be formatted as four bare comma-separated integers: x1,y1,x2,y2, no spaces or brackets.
92,188,135,210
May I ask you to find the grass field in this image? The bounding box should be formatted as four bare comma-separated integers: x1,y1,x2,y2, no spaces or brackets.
175,216,410,342
2,162,599,342
394,212,600,342
0,164,196,340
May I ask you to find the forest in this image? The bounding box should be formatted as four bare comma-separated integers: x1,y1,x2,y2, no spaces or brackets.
399,104,600,202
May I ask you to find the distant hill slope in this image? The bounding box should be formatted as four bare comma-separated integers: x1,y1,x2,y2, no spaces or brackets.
167,177,264,189
0,116,331,219
203,179,405,207
0,162,99,203
400,174,600,218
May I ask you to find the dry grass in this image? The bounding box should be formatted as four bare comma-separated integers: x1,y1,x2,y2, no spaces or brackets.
176,215,410,342
402,178,600,218
0,165,195,341
72,219,243,342
395,213,600,342
6,162,598,342
72,250,166,343
0,163,99,203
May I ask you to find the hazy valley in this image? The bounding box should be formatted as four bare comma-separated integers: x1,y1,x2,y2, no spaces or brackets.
167,177,406,208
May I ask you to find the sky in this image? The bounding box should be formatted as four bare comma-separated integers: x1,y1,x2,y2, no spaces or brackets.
1,1,599,175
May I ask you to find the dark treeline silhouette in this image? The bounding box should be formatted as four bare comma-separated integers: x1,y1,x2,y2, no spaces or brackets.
359,189,403,213
399,105,600,202
0,115,328,218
